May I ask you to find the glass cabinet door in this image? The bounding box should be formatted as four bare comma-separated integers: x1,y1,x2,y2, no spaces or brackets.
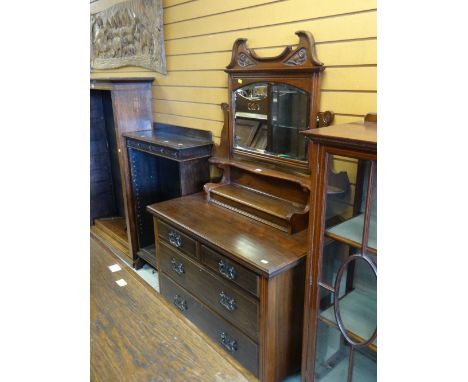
313,154,377,382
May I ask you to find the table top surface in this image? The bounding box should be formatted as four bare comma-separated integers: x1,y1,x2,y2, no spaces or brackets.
124,129,213,150
148,193,308,278
302,121,376,151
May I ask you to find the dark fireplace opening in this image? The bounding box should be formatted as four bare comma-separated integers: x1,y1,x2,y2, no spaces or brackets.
90,89,128,248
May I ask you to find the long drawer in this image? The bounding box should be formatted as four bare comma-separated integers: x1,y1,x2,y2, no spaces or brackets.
201,245,259,297
160,242,259,341
160,273,259,376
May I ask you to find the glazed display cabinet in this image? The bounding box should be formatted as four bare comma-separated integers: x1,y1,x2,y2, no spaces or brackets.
301,115,377,382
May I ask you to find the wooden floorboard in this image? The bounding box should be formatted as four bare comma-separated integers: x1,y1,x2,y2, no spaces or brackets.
90,237,257,382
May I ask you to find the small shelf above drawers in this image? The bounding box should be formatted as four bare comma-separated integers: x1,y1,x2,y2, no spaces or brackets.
208,183,308,233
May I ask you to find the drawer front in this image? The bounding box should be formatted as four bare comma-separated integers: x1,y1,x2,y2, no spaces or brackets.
158,219,197,259
201,245,259,297
160,273,259,376
159,243,259,340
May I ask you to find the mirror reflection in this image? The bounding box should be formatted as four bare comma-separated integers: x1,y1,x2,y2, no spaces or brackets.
233,82,310,161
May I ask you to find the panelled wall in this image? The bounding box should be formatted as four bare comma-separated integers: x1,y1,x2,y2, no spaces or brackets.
90,0,377,147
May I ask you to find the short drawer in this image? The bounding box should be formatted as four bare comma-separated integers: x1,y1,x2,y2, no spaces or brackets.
160,273,259,377
158,219,197,259
201,245,259,297
159,242,259,340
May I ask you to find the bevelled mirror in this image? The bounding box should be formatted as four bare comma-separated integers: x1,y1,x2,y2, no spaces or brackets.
221,30,324,172
233,82,310,161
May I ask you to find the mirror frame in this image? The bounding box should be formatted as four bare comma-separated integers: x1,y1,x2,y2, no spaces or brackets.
224,31,324,173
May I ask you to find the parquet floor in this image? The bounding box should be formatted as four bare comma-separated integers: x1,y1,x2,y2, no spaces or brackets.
90,237,257,382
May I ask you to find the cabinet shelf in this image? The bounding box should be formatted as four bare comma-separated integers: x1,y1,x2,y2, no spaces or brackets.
319,288,377,351
137,244,156,268
316,349,376,382
325,214,377,254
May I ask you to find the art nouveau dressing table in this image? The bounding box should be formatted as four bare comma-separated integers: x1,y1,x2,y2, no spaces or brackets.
147,32,331,381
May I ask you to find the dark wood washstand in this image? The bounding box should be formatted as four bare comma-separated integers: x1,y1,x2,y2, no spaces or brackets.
147,31,336,381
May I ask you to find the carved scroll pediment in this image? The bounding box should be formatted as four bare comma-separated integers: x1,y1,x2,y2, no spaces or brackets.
226,31,323,72
238,53,256,68
284,48,307,66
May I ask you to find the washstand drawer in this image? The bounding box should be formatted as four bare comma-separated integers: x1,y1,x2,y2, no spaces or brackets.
160,273,259,376
201,245,259,297
159,242,203,288
159,243,259,340
158,219,197,259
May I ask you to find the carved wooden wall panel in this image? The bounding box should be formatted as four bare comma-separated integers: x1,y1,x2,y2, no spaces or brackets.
90,0,166,74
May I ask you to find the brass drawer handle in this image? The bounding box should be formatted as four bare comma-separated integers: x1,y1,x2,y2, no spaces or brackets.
173,294,188,312
220,332,238,353
168,230,182,248
218,259,236,280
171,258,185,275
219,291,236,312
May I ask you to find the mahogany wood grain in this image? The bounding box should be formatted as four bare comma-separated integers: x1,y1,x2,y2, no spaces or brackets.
110,81,154,263
150,194,308,381
225,31,323,74
209,157,311,190
179,157,211,195
91,79,154,263
159,242,259,341
213,103,231,160
158,219,198,260
91,237,257,382
160,273,260,376
224,31,323,174
201,244,259,297
148,193,308,278
229,166,309,205
153,216,161,271
141,32,327,382
259,260,305,381
136,244,157,268
159,243,258,341
203,31,328,235
211,184,305,219
208,183,307,233
300,116,377,382
301,121,377,152
299,142,326,382
123,123,212,267
123,127,212,151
